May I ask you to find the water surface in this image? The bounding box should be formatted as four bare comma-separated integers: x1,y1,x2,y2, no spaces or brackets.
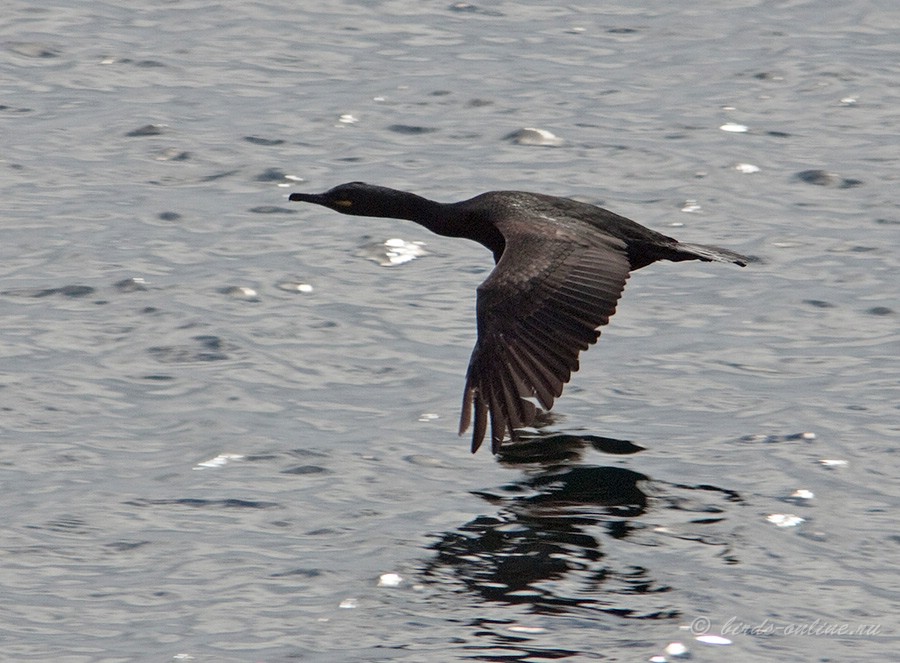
1,1,898,661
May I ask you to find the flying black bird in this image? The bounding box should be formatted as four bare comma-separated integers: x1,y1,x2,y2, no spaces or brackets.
290,182,749,454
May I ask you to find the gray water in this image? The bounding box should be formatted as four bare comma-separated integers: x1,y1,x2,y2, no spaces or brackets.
1,1,898,661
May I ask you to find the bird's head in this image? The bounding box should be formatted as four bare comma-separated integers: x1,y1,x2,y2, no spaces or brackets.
289,181,399,217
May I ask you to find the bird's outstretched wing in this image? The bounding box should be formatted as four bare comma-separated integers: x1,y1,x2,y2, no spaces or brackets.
459,225,631,453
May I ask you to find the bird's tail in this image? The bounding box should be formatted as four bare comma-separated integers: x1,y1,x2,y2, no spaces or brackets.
675,242,750,267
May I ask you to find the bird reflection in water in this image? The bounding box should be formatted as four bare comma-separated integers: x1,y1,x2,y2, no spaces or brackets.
421,431,742,621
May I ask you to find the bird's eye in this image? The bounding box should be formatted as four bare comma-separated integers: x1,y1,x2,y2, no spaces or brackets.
334,199,353,208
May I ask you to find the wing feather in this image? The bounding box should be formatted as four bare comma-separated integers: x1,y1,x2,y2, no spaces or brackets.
505,342,558,409
460,227,631,452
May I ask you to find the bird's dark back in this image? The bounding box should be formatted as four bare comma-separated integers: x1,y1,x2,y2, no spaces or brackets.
456,191,680,269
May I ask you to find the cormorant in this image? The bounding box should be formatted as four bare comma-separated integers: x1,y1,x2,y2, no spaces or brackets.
290,182,750,454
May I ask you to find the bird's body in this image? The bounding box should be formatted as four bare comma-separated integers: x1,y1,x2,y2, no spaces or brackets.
290,182,749,454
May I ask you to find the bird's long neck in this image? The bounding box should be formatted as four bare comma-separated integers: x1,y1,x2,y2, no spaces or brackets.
376,189,465,238
381,190,441,221
362,187,506,260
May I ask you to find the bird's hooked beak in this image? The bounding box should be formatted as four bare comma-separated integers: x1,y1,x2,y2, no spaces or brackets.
289,191,354,210
289,192,322,204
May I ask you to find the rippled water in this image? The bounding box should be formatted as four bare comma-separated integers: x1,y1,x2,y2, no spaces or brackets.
2,1,898,661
